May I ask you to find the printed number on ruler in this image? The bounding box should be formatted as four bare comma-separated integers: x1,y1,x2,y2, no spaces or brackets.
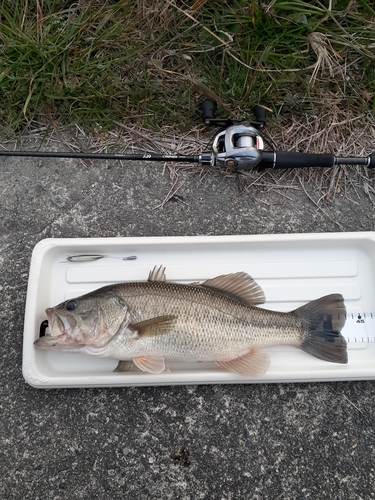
341,312,375,345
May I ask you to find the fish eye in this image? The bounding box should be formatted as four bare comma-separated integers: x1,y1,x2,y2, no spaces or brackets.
65,299,78,311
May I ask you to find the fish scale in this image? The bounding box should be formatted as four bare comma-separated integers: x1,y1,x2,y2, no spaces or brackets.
89,281,310,360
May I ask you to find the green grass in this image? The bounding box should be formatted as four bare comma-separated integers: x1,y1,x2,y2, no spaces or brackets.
0,0,374,132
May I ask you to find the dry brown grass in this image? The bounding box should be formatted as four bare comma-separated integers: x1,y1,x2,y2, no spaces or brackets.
8,102,375,207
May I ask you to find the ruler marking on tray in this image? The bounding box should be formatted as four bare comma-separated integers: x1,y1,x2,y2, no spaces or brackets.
342,312,375,343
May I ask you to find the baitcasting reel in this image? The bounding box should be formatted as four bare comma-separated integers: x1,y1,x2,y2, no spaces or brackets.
199,99,374,170
201,99,266,170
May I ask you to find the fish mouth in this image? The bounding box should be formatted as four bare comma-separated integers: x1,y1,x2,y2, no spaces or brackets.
46,308,76,337
34,309,82,350
34,328,85,349
34,333,84,350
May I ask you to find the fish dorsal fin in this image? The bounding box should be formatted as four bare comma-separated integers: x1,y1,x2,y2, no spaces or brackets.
148,265,166,282
129,315,177,337
201,272,265,306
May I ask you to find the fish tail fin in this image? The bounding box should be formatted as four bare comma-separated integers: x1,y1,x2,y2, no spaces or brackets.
294,294,347,364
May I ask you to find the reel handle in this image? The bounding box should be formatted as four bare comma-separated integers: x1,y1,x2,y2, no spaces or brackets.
253,105,267,128
201,99,217,124
201,99,267,130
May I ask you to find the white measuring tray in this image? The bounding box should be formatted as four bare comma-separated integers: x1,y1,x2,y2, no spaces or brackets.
22,233,375,388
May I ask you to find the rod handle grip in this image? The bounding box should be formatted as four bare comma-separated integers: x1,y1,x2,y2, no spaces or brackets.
259,151,335,169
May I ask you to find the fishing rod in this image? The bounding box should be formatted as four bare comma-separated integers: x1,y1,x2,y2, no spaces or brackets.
1,100,374,171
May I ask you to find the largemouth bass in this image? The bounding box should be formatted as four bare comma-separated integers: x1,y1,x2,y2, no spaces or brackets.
34,266,348,376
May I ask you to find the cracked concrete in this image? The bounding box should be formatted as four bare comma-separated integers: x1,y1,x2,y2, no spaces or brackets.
1,140,375,499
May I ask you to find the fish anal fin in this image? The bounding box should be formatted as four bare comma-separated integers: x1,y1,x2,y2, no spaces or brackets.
217,348,270,377
148,265,166,282
129,315,177,337
133,355,166,374
202,272,265,306
113,360,135,372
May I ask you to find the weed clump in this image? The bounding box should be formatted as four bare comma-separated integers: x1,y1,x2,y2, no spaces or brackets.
0,1,374,131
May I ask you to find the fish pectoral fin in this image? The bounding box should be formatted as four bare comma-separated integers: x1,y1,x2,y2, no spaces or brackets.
148,265,167,282
201,272,265,306
113,360,135,372
133,355,166,374
130,315,177,337
217,348,270,377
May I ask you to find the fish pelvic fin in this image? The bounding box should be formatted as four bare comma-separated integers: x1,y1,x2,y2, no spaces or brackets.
201,272,265,306
129,315,177,337
217,348,270,377
113,360,135,372
114,358,170,374
133,355,166,374
294,294,347,364
148,265,166,282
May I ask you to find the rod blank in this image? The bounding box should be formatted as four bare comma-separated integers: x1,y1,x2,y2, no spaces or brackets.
0,149,374,169
0,150,200,163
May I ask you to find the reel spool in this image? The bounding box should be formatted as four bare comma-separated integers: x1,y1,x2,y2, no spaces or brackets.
201,99,267,169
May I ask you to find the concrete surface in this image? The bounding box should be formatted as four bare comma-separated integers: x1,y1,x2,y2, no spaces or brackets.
1,140,375,499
